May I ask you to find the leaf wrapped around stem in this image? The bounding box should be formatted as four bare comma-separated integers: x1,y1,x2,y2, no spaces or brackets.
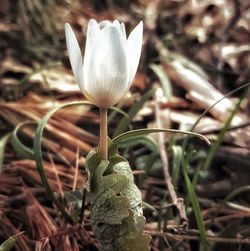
85,140,150,251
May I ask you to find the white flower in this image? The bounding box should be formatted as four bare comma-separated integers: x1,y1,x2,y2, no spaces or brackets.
65,19,143,108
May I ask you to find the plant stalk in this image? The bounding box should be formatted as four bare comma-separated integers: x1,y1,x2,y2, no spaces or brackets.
99,108,108,160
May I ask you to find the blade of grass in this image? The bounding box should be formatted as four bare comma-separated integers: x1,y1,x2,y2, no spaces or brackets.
0,232,24,251
0,133,11,172
171,145,182,187
178,85,248,250
223,185,250,204
150,63,172,101
181,157,208,250
113,89,155,138
118,135,158,152
182,82,250,151
203,93,245,171
113,128,210,145
33,100,92,224
11,121,36,160
108,104,130,123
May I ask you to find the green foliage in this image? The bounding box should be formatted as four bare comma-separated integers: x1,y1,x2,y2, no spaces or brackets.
85,141,151,251
64,190,83,205
113,89,155,138
170,145,182,186
32,100,92,224
181,155,208,250
0,133,11,172
11,121,35,160
0,233,23,251
118,135,158,152
203,94,245,171
150,63,172,101
222,185,250,206
0,237,15,251
181,82,250,151
113,128,209,145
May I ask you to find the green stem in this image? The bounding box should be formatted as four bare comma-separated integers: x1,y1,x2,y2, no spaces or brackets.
203,94,244,171
99,108,108,160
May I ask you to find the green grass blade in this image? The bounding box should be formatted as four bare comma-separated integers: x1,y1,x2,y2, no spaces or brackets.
33,100,92,224
150,63,172,101
11,121,36,160
182,82,250,151
222,185,250,206
113,89,155,138
178,86,247,249
0,133,11,172
181,158,208,250
108,106,129,123
0,232,24,251
118,135,158,152
203,94,245,171
113,128,210,145
171,145,182,187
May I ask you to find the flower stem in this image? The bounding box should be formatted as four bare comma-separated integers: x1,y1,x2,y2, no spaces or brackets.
99,108,108,160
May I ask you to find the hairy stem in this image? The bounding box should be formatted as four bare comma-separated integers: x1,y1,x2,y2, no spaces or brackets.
99,108,108,160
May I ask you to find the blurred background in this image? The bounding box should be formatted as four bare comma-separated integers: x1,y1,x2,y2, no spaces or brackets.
0,0,250,250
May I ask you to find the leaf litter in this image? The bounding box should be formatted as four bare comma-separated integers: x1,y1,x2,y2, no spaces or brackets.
0,0,250,250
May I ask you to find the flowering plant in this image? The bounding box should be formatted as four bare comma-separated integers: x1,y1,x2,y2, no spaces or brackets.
65,19,150,251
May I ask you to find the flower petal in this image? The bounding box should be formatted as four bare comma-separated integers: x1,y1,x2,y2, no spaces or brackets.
65,23,84,88
85,25,129,108
120,23,126,39
112,20,120,28
127,21,143,87
99,20,112,29
83,19,100,80
85,19,100,54
112,21,126,39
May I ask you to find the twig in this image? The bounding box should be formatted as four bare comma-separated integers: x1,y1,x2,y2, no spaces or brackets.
48,152,64,197
203,211,250,225
43,224,82,239
144,230,250,245
154,89,188,226
42,223,97,248
72,147,79,191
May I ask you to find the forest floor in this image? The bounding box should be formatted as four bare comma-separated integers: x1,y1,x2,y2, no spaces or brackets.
0,0,249,250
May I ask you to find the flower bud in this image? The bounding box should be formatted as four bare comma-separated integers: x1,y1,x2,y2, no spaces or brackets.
65,19,143,108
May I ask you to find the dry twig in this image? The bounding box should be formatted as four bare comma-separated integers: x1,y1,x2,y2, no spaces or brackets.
154,89,188,226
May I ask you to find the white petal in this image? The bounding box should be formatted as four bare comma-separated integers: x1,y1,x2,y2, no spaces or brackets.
120,23,126,39
83,19,100,74
85,25,129,108
85,19,100,54
112,21,126,39
99,20,112,29
112,20,120,28
65,23,84,88
127,21,143,87
83,19,101,97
